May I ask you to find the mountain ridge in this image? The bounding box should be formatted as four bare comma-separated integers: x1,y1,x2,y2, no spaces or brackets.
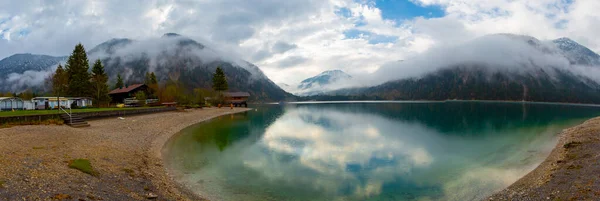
305,34,600,104
295,70,352,96
0,33,293,101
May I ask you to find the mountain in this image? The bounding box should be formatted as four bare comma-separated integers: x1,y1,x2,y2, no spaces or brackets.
88,38,133,56
0,34,293,102
87,33,292,102
0,53,65,76
277,82,294,93
0,54,66,92
552,37,600,66
307,34,600,104
296,70,352,96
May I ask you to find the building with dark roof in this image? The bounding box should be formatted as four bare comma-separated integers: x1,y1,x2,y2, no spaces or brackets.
223,92,250,107
108,84,148,103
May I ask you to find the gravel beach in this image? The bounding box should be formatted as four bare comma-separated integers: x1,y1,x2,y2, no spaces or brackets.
489,117,600,200
0,108,250,201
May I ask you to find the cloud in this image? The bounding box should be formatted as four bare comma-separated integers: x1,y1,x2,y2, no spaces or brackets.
272,41,297,54
276,56,310,68
87,35,269,82
5,67,56,92
367,34,574,86
1,0,600,87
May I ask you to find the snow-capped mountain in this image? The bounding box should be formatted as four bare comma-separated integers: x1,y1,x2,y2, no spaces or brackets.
552,37,600,66
0,54,65,76
0,54,66,92
296,70,352,96
322,34,600,104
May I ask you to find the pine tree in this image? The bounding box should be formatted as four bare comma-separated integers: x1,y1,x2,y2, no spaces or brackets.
91,59,111,107
212,66,228,92
52,64,69,108
65,43,91,97
147,72,159,98
144,72,152,85
114,74,124,89
150,72,158,84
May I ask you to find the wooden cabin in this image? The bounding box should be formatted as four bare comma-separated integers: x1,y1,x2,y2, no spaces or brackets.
223,92,250,107
108,84,148,103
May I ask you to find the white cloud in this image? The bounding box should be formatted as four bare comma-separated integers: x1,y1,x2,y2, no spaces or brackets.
1,0,600,87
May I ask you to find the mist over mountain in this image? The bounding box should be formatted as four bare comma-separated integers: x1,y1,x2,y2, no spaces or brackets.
86,33,291,101
0,54,66,92
3,33,600,103
294,70,353,96
308,34,600,104
0,33,292,101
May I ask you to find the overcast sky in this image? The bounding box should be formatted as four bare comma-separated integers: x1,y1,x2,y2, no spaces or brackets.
0,0,598,84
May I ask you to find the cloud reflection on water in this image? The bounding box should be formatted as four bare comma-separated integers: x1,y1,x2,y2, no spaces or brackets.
165,103,587,201
244,107,436,199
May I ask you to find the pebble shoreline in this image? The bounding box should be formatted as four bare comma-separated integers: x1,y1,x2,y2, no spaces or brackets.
489,117,600,200
0,108,250,201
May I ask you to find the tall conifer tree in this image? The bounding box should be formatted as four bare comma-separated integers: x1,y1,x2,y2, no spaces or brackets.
212,66,228,92
114,74,124,89
91,59,111,107
52,64,69,108
65,43,91,97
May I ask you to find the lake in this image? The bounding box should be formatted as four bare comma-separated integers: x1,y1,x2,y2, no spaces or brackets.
163,101,600,201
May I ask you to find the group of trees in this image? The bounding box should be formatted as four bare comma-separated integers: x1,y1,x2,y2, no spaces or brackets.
51,44,111,107
0,90,36,100
147,66,228,107
124,66,228,107
5,43,232,108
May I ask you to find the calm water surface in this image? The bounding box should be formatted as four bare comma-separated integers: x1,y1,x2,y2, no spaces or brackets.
163,102,600,201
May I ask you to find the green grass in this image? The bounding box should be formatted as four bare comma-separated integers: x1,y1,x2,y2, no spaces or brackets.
0,107,164,117
122,168,135,177
563,141,582,149
0,180,5,188
68,159,99,176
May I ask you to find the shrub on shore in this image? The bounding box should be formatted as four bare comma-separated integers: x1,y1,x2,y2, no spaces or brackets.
68,159,99,176
563,141,582,149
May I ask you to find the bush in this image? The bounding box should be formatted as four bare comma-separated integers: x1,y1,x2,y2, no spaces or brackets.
209,93,225,106
68,159,99,176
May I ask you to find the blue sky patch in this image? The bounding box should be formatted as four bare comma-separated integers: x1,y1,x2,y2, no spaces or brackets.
335,7,353,18
374,0,445,22
0,18,9,26
554,19,568,29
18,29,30,37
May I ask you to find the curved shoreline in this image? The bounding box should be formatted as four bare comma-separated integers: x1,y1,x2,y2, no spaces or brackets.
0,108,250,200
150,108,251,201
489,117,600,200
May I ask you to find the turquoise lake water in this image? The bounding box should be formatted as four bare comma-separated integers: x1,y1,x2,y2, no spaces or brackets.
163,101,600,201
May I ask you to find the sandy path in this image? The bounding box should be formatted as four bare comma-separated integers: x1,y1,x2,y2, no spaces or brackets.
0,108,250,201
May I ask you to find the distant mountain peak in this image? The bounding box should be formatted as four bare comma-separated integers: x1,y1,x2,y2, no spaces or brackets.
553,37,576,43
163,33,182,38
552,37,600,66
318,69,352,76
296,69,352,95
88,38,134,55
